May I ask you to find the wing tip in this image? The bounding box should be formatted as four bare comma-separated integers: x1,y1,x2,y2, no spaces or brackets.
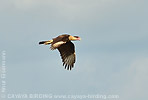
63,63,74,70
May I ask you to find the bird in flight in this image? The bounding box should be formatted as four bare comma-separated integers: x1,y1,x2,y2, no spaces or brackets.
39,34,81,70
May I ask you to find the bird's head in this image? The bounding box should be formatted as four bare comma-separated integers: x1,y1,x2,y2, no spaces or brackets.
69,35,81,41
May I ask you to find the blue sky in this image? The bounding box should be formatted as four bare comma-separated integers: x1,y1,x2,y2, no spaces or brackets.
0,0,148,100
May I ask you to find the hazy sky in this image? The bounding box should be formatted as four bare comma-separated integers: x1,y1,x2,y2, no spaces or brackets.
0,0,148,100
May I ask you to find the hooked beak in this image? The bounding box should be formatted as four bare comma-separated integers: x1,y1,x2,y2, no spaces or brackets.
77,37,81,40
69,35,81,41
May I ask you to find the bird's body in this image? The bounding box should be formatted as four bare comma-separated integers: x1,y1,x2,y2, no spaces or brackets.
39,34,81,70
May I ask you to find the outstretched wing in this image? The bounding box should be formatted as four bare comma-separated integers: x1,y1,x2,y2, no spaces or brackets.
58,41,76,70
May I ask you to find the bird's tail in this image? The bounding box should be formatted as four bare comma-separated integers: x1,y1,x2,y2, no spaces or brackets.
39,40,53,45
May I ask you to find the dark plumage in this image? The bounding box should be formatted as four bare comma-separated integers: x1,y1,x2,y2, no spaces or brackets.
39,34,81,70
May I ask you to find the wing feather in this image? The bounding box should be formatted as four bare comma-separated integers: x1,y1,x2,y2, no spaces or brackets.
50,41,66,50
58,41,76,70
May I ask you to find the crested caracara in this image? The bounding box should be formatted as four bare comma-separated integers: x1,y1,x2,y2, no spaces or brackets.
39,34,81,70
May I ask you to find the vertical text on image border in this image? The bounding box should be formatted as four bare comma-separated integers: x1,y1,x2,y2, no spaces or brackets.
1,50,6,99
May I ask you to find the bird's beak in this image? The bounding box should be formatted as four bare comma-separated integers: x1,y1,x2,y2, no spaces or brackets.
77,37,81,40
69,36,81,41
